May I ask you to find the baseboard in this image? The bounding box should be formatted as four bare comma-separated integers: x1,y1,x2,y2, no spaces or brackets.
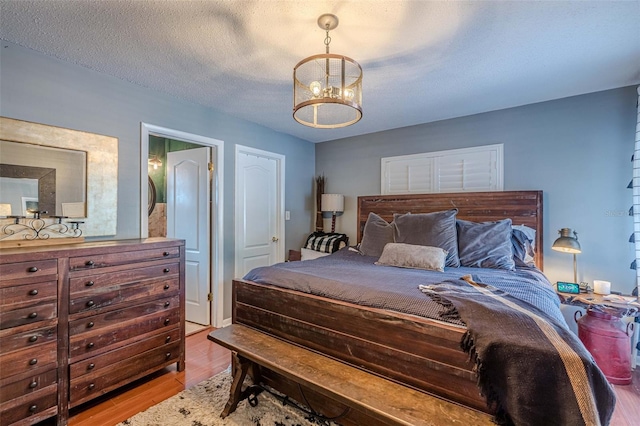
222,317,232,327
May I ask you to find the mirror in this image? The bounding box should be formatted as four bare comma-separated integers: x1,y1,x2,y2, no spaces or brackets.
0,117,118,238
0,140,87,217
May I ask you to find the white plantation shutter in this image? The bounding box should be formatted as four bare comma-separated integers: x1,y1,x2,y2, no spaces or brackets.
381,144,503,194
384,156,434,194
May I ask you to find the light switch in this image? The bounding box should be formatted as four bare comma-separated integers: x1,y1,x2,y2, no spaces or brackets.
285,211,290,220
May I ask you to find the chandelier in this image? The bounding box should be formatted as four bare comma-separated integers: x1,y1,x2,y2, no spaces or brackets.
293,14,363,129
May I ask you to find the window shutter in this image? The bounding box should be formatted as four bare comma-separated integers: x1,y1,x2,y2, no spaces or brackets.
381,144,503,195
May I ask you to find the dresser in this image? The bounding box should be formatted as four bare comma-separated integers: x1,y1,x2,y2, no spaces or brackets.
0,238,185,426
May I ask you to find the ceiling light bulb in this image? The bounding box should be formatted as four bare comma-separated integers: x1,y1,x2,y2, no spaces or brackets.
309,81,322,97
343,88,354,100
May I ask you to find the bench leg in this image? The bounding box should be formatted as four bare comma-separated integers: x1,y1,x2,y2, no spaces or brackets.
221,352,252,418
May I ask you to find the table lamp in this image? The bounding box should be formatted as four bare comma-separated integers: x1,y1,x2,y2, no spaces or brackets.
321,194,344,232
552,228,582,283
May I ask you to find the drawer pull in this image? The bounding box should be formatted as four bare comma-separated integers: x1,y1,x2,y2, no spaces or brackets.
86,281,95,287
88,383,95,390
28,289,39,296
163,284,170,290
86,300,95,308
164,318,170,326
163,268,170,273
29,358,38,366
29,381,38,389
87,342,95,349
27,266,39,273
87,321,95,328
29,404,37,413
165,336,171,343
88,363,95,370
165,352,171,359
164,301,170,307
85,260,95,266
29,335,38,343
163,251,170,256
28,312,38,319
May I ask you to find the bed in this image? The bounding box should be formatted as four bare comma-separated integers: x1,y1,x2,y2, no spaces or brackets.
233,191,614,425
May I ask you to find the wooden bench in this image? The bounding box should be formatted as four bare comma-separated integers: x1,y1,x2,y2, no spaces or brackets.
207,324,493,426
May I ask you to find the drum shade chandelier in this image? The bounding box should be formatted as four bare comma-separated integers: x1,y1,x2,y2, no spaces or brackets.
293,14,363,129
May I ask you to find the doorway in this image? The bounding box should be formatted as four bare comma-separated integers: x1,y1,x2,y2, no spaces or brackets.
140,123,224,328
234,145,285,278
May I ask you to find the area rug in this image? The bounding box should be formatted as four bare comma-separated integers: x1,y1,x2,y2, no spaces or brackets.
119,368,335,426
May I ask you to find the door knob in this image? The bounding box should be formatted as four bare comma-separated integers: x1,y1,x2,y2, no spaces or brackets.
272,236,279,242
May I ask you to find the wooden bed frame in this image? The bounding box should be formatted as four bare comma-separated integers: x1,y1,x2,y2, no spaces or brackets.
232,191,543,424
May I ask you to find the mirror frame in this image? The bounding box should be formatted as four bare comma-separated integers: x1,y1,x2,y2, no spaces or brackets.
0,117,118,237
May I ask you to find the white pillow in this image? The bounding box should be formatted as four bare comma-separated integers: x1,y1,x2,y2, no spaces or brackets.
375,243,447,272
301,247,330,261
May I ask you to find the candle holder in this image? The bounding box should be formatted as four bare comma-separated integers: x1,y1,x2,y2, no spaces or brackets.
1,212,83,241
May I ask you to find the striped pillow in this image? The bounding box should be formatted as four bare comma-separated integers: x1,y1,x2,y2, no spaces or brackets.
304,232,349,253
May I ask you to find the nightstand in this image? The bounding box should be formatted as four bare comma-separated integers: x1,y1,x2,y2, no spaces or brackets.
287,249,301,262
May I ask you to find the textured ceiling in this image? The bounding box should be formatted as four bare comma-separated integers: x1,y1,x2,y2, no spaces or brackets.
1,1,639,143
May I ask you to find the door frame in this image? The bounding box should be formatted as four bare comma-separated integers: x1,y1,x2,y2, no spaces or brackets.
140,123,225,328
234,145,285,279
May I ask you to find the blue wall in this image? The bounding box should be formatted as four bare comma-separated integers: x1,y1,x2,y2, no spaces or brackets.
0,41,316,318
316,87,638,294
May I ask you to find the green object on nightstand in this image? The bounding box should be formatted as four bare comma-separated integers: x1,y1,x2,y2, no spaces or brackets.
557,281,580,294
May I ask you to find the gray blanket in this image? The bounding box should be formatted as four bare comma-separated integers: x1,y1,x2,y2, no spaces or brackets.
244,248,564,327
420,276,616,426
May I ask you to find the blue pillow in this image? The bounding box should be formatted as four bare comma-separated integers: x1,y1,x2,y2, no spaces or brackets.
457,218,515,270
511,227,536,267
394,209,459,267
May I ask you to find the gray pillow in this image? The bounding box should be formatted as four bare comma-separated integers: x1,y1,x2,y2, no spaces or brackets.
359,212,394,258
393,209,459,267
457,218,515,270
375,243,447,272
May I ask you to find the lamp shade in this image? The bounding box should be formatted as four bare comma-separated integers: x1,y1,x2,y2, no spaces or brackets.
0,203,11,216
552,228,581,254
321,194,344,213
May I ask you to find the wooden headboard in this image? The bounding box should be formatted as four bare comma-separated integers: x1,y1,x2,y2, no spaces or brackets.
357,191,543,270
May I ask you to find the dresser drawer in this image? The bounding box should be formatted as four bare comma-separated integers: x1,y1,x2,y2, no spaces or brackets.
0,302,57,330
69,277,179,314
0,342,57,380
0,281,57,311
0,368,57,403
69,247,180,270
69,295,179,336
69,307,180,360
0,260,57,285
0,324,56,354
0,384,57,426
70,341,181,406
70,327,180,379
69,262,179,295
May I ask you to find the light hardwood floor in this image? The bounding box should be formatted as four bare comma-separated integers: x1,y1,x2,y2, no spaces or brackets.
37,328,639,426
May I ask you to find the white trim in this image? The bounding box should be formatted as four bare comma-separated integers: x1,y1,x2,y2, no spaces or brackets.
140,123,225,328
234,145,286,279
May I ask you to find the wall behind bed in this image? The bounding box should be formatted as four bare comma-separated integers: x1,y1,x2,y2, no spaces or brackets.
316,86,638,294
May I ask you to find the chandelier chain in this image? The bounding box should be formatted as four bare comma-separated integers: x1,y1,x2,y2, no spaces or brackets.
324,28,331,54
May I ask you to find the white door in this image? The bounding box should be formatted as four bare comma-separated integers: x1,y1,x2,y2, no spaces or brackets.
167,147,210,325
235,147,284,277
